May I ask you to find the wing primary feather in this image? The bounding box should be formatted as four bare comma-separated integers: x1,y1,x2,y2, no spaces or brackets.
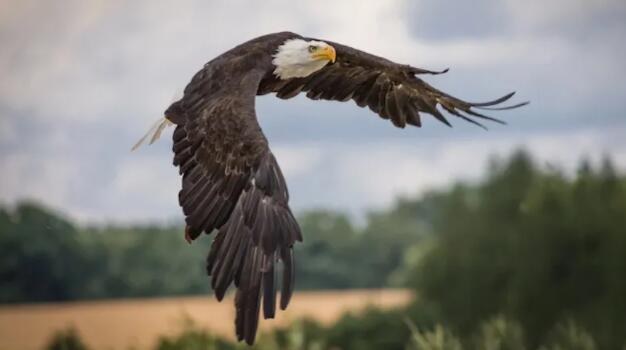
262,253,277,319
377,79,393,119
236,245,259,344
403,101,422,127
466,92,516,107
244,248,262,345
252,201,267,245
302,67,336,91
319,73,346,100
276,79,305,99
172,125,186,142
385,89,405,128
457,114,488,130
207,226,229,274
474,101,530,110
353,72,381,107
261,206,277,253
364,74,386,113
432,110,452,127
416,98,451,127
463,108,507,124
186,185,223,228
286,209,303,242
212,215,245,299
409,66,450,75
440,104,489,130
235,252,251,342
233,237,253,287
279,246,295,310
179,176,212,208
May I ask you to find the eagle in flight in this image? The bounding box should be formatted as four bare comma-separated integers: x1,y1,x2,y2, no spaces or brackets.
133,31,527,344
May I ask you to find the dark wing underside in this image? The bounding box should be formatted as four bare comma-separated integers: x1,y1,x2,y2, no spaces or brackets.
167,67,302,344
205,152,301,344
258,40,528,129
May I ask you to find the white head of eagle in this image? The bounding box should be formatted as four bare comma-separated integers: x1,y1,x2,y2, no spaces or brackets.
272,39,336,80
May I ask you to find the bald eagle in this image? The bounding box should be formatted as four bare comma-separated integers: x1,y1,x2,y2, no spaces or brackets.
133,31,527,344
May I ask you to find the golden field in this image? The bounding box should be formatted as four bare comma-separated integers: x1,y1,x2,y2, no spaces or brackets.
0,289,411,350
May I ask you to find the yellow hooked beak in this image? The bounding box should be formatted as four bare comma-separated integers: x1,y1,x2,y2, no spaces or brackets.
313,45,336,63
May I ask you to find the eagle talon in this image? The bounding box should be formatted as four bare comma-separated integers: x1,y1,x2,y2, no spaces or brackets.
184,226,193,244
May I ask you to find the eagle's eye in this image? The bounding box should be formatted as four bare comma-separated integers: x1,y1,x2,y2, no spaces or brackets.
308,45,317,53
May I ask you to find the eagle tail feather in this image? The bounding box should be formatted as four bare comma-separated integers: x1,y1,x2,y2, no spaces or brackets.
131,116,173,151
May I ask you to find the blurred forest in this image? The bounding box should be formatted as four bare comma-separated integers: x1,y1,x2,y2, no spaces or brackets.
3,150,626,349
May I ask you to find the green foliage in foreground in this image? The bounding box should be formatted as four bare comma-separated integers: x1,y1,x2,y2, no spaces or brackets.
46,312,610,350
45,327,89,350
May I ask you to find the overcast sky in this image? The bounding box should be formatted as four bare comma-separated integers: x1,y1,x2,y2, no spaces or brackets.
1,0,625,223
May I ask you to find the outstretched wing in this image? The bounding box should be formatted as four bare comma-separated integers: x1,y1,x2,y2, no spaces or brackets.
258,40,528,129
207,152,301,344
167,69,302,345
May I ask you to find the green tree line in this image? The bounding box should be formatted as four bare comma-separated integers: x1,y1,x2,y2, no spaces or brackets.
0,184,425,302
409,152,626,349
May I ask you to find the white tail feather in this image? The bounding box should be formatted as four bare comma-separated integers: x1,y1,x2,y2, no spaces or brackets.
131,117,173,151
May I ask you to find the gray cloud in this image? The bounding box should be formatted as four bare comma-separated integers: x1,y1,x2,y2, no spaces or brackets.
0,0,625,222
407,0,509,40
407,0,626,41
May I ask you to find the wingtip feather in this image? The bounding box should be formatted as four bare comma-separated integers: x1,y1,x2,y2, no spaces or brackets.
467,92,516,107
410,66,450,75
475,100,530,111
